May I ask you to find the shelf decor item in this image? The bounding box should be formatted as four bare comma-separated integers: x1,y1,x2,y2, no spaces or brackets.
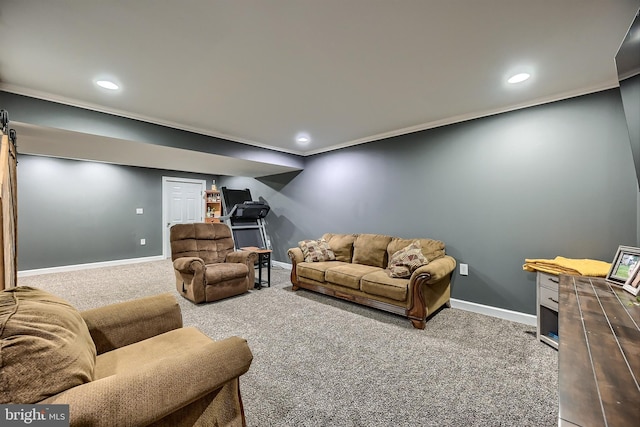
623,262,640,296
605,245,640,286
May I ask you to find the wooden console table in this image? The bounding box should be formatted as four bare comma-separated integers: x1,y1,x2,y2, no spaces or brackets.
558,275,640,426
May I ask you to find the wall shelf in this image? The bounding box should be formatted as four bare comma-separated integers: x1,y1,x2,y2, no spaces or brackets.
205,190,221,223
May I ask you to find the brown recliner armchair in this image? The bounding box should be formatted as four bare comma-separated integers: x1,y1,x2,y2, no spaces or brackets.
170,222,258,303
0,287,253,426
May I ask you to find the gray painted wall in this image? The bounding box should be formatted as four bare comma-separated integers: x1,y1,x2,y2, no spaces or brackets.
9,88,637,315
221,88,637,315
619,74,640,190
17,154,216,270
618,74,640,243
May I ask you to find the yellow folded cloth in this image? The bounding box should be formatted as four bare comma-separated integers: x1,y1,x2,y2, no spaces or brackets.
523,256,611,277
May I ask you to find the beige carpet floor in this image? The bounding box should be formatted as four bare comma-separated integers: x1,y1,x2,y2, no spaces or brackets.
19,259,559,426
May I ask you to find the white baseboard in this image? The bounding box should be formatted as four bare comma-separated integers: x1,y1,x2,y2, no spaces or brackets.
273,261,535,326
272,260,292,270
17,255,166,277
19,258,537,326
450,298,536,326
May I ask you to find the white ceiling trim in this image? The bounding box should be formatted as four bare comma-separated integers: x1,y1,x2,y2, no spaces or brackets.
0,83,304,156
303,81,621,155
2,79,620,158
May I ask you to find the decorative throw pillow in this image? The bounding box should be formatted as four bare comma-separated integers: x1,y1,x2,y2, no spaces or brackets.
388,241,428,278
298,238,336,262
0,287,97,404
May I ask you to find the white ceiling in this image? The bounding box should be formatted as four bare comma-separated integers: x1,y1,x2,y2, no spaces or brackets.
1,0,639,164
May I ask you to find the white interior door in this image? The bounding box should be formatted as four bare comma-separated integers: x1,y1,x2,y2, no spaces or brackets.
162,177,206,258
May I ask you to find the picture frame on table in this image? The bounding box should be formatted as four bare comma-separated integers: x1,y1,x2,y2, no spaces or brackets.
623,262,640,296
605,245,640,287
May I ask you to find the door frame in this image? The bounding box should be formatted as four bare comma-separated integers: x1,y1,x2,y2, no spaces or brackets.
161,176,207,259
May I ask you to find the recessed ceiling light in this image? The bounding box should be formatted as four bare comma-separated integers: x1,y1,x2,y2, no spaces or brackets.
296,135,310,144
507,73,531,84
95,80,119,90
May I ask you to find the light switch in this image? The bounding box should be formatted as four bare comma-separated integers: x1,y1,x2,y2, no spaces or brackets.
136,208,143,214
460,264,469,276
140,238,146,245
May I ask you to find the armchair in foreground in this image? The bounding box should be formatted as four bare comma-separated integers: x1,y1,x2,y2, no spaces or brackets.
0,287,253,426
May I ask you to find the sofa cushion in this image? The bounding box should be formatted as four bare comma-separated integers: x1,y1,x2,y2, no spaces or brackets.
352,234,393,268
360,270,409,301
388,241,428,278
388,237,446,263
325,264,381,290
0,287,97,404
321,233,356,262
298,239,336,262
297,261,347,283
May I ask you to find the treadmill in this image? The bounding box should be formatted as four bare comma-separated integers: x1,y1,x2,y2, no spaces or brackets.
219,187,271,250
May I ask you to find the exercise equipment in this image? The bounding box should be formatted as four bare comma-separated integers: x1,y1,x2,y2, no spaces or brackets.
220,187,271,250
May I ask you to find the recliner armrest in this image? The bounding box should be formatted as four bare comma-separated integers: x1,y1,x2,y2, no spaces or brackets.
40,335,253,427
226,250,258,265
173,256,205,273
81,293,183,355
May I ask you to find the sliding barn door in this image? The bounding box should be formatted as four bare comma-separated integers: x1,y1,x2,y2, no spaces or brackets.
0,130,17,290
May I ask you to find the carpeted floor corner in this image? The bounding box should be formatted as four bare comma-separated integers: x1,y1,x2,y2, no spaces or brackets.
20,260,558,426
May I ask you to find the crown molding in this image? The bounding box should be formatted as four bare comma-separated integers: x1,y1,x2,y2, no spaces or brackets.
0,83,306,156
304,81,620,156
2,81,619,158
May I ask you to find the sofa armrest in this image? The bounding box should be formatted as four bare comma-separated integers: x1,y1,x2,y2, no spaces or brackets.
40,336,253,427
412,255,457,284
173,256,205,274
287,247,304,289
288,247,304,264
81,293,183,355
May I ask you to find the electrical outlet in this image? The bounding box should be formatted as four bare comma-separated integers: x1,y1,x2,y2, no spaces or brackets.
460,263,469,276
140,238,146,245
136,208,143,214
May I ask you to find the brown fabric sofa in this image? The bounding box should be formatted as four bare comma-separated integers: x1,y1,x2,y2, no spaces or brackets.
171,223,258,303
288,233,456,329
0,287,253,426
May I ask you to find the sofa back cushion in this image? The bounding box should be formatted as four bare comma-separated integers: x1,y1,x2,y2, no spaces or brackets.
388,237,445,263
0,287,97,403
321,233,356,262
170,223,235,264
352,234,393,268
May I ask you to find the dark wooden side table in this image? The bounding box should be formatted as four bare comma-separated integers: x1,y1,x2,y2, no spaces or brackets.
558,275,640,426
240,246,272,289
